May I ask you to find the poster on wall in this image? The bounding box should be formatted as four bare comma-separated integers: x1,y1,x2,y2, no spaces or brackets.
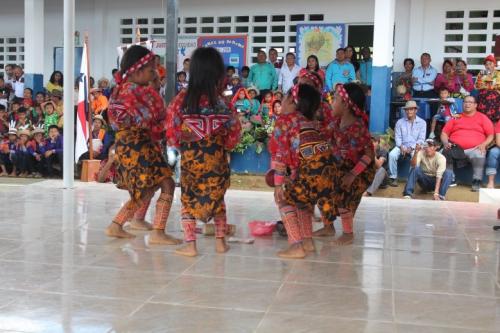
197,35,247,69
296,24,346,68
150,35,198,71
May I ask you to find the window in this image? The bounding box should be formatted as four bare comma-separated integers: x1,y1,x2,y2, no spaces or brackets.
218,27,231,33
289,25,297,32
0,36,24,70
468,46,486,53
253,37,266,43
185,17,197,24
446,11,464,18
469,22,487,30
137,18,148,25
121,28,133,35
253,26,267,33
444,46,462,53
468,34,487,41
272,26,285,33
466,57,484,65
153,18,164,25
201,17,214,24
236,26,249,33
495,10,500,17
121,38,132,43
139,28,148,34
184,27,196,34
201,27,214,33
272,15,286,22
153,28,164,34
493,22,500,29
290,14,305,21
121,19,133,25
445,23,463,30
469,11,488,18
271,36,285,43
309,14,324,21
445,34,463,41
218,16,231,23
289,36,296,43
236,16,249,23
254,16,267,22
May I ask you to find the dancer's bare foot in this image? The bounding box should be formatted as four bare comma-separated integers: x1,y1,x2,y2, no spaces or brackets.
332,233,354,246
0,172,7,177
487,181,495,189
303,238,316,252
149,229,182,245
215,238,230,253
8,172,16,177
277,243,306,259
105,222,136,239
128,219,153,230
312,225,336,237
175,242,198,257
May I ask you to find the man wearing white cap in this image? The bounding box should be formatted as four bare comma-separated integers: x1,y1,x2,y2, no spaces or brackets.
388,100,427,186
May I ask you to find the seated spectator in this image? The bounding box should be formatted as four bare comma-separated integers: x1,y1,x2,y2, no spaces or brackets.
232,88,251,115
429,87,459,139
240,66,252,88
8,101,20,122
1,124,18,176
259,91,274,118
441,95,495,191
0,76,10,108
46,71,63,93
42,125,63,177
388,100,427,186
176,71,188,94
228,74,242,96
50,90,64,116
403,139,453,200
90,88,108,115
154,55,166,79
14,107,32,129
454,60,474,98
325,48,355,91
364,135,389,196
28,125,47,177
359,47,373,86
475,54,500,124
0,105,8,136
78,115,113,162
412,53,438,98
247,86,261,116
304,55,325,83
278,52,301,94
486,121,500,188
34,91,46,107
13,128,33,177
434,60,457,94
97,77,112,98
41,101,59,135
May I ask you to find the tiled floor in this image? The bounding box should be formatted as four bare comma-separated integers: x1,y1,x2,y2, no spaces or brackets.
0,180,499,333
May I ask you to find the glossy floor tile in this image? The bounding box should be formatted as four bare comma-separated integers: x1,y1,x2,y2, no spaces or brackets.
0,180,499,332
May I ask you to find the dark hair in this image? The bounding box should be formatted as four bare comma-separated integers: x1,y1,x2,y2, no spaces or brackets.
442,60,453,71
403,58,415,68
24,87,33,94
184,47,225,113
241,66,250,72
439,87,450,93
257,50,266,56
36,91,46,97
456,59,467,67
343,83,366,111
296,84,321,120
345,45,357,59
155,55,160,59
49,71,64,85
306,55,320,71
0,104,6,111
17,107,27,113
336,48,345,53
11,101,19,105
269,48,277,54
183,58,190,64
177,71,186,78
226,66,235,72
421,52,431,58
112,68,118,75
464,95,477,103
120,45,150,74
48,125,59,131
44,102,54,109
285,52,296,59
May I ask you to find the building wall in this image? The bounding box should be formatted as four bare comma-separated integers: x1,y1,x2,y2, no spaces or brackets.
1,0,499,81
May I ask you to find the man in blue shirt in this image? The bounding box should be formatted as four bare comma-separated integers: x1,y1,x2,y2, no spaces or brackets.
359,47,373,86
388,100,427,186
412,53,438,98
325,48,356,91
248,50,278,100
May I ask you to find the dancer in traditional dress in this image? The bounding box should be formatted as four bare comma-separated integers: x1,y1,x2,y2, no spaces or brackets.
326,83,375,245
166,47,241,257
105,45,181,245
269,83,336,259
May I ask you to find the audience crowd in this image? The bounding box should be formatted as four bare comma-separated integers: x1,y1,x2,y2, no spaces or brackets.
0,45,499,200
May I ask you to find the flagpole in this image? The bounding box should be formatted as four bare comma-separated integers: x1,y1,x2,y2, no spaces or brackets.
63,0,75,188
85,33,94,160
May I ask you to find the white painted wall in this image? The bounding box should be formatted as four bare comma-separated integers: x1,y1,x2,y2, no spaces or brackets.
2,0,498,80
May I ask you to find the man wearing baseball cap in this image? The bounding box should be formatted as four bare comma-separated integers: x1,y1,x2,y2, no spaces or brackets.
403,138,453,200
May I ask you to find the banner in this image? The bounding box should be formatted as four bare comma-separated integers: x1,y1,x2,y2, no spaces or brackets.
296,24,346,68
197,35,247,69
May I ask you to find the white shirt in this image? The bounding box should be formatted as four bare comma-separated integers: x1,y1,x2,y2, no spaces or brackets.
278,64,301,94
12,74,24,98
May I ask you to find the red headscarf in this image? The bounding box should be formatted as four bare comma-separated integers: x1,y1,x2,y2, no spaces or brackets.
335,84,369,125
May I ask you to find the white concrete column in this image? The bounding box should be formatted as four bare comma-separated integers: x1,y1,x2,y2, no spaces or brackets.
63,0,75,189
407,0,425,58
370,0,396,133
24,0,44,74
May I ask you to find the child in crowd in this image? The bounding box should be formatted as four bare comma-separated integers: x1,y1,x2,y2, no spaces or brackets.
35,92,46,107
274,91,284,101
28,125,46,177
271,100,282,119
30,102,44,127
1,124,18,176
90,88,109,115
23,88,33,102
0,105,8,137
50,90,64,116
42,125,63,177
0,77,9,107
13,128,33,177
315,83,375,244
15,108,32,129
240,66,251,88
41,101,59,135
429,87,459,139
229,74,242,96
247,86,261,116
9,101,20,122
269,84,336,258
259,91,274,118
176,71,188,93
232,88,252,116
